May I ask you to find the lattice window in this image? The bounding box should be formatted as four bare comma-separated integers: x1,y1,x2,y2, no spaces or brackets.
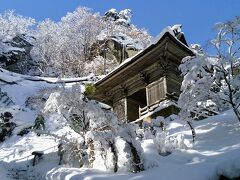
147,80,166,106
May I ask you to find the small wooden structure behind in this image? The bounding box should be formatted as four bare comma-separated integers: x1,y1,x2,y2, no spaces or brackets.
93,28,194,122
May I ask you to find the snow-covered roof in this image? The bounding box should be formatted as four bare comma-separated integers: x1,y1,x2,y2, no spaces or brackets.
95,26,193,86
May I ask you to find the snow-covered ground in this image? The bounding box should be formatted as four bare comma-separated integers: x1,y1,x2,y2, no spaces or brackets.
29,110,240,180
0,68,240,180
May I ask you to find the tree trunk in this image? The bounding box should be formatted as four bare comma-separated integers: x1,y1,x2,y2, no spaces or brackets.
233,108,240,122
128,142,144,173
109,141,118,172
187,121,196,142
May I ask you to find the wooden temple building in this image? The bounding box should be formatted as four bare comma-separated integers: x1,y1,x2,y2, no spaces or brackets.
93,27,194,122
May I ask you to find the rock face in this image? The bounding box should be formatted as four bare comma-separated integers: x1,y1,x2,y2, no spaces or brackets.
0,34,36,74
89,34,141,64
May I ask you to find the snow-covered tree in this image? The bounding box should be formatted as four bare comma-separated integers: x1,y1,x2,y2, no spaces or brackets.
0,10,35,55
209,17,240,121
44,83,89,135
31,7,103,77
30,19,61,76
0,10,35,42
178,17,240,123
178,53,217,120
0,11,35,73
32,7,150,77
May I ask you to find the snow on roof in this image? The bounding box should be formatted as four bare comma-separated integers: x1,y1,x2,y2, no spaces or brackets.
95,26,193,85
171,24,182,34
150,26,175,44
151,26,190,50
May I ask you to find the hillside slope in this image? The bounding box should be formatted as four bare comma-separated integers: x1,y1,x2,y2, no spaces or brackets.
0,69,240,180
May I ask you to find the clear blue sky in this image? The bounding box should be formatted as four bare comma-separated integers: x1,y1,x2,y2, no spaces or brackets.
0,0,239,49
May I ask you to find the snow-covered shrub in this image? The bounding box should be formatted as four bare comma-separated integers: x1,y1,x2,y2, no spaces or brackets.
61,138,86,167
153,131,187,155
153,131,169,155
142,116,165,139
85,104,144,172
86,130,116,171
172,133,187,149
85,100,119,131
85,124,144,172
143,129,153,140
117,123,144,172
69,113,89,134
44,83,89,134
141,116,187,155
135,127,144,140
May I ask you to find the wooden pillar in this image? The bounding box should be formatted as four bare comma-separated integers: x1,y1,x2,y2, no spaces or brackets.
113,98,128,122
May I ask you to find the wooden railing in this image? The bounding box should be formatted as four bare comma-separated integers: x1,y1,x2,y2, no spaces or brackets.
139,99,165,117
